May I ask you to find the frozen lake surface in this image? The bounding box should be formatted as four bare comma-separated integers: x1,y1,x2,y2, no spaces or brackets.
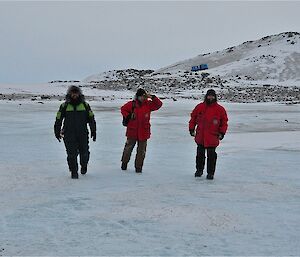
0,99,299,255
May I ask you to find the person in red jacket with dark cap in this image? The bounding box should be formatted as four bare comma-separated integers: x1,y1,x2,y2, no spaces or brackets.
121,88,163,173
189,89,228,180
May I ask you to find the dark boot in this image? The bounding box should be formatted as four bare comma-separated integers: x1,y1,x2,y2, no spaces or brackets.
195,171,203,177
121,162,127,171
71,170,79,179
135,168,142,173
81,165,87,175
206,174,214,180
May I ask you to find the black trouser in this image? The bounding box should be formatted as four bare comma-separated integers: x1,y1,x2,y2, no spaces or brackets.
196,144,217,175
63,133,90,173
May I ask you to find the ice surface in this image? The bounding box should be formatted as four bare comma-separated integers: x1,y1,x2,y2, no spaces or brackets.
0,99,299,255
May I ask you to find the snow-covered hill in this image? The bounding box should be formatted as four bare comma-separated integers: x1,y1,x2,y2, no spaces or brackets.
155,32,300,84
79,32,300,103
83,32,300,102
84,32,300,87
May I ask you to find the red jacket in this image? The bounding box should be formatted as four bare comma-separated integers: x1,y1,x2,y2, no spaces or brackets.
121,96,163,141
189,102,228,147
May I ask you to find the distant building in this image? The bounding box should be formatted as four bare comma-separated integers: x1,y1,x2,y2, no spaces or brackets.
191,64,208,71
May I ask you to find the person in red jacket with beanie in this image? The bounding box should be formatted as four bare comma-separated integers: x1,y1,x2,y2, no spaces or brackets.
121,88,163,173
189,89,228,180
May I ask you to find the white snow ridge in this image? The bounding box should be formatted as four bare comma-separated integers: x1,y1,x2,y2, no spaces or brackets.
156,32,300,83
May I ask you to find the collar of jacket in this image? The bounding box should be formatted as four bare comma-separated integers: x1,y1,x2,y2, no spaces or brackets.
136,99,148,106
67,99,84,106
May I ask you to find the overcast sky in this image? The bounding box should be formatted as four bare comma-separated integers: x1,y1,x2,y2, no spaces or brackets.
0,1,299,84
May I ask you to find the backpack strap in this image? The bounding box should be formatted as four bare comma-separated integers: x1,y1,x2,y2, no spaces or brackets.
132,100,136,113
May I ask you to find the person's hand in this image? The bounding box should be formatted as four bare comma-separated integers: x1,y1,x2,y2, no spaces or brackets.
189,129,195,137
146,93,154,99
55,133,61,142
219,133,225,140
91,131,96,142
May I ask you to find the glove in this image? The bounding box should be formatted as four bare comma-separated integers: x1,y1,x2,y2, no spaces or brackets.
91,131,96,142
55,133,61,142
189,129,195,137
130,112,136,120
219,133,225,140
146,93,155,99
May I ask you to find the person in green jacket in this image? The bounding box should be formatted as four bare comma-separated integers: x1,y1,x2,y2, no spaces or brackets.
54,86,96,179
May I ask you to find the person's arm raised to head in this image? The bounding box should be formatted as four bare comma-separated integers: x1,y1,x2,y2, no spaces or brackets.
149,95,163,111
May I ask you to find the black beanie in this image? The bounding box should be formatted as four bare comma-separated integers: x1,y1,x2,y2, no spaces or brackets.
206,89,216,97
205,89,217,103
136,88,146,97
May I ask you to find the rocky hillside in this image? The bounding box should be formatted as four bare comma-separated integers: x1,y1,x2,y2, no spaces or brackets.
156,31,300,85
68,32,300,103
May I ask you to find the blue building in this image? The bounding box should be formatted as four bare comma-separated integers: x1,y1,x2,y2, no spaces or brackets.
191,64,208,71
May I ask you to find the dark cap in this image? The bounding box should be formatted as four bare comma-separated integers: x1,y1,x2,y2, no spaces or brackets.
67,85,82,95
206,89,217,97
136,88,147,97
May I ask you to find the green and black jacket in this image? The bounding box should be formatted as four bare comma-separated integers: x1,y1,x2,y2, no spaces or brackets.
54,101,96,138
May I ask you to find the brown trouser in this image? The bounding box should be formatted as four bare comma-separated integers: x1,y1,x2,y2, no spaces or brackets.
121,138,147,170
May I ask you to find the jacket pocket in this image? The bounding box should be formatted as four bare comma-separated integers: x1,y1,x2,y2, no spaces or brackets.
144,123,151,133
127,119,137,129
